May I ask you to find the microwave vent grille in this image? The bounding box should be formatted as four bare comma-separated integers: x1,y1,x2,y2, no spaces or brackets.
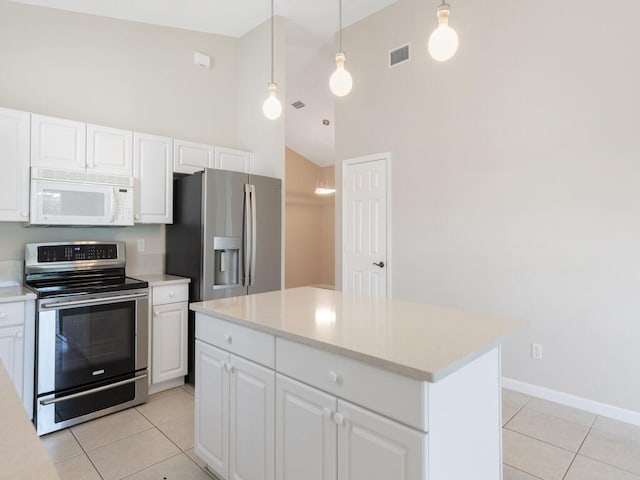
31,168,133,187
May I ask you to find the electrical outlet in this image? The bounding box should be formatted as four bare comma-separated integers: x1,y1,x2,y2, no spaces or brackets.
531,343,542,360
136,239,145,252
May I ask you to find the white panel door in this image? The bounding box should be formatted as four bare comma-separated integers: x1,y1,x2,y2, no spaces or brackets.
337,400,426,480
214,147,252,174
133,132,173,224
276,374,337,480
342,155,388,297
31,114,86,171
229,354,275,480
173,139,215,174
152,302,188,384
0,325,24,398
87,124,133,175
0,108,30,221
195,340,230,479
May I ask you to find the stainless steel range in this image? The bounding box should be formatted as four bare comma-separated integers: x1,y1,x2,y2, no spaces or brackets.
25,241,149,435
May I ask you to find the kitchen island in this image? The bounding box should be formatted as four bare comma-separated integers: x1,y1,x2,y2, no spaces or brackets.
191,287,526,480
0,363,59,480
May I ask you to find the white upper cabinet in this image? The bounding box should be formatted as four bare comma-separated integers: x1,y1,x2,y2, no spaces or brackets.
133,133,173,224
0,108,30,222
87,124,133,175
173,139,215,174
32,114,134,175
31,114,86,171
215,147,252,174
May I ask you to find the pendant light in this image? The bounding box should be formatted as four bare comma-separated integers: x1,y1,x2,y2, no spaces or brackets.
329,0,353,97
428,1,459,62
262,0,282,120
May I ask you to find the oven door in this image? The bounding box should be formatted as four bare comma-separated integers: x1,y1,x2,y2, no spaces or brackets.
35,290,148,435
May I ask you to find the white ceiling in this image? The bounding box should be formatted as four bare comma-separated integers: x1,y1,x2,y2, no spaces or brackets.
10,0,398,166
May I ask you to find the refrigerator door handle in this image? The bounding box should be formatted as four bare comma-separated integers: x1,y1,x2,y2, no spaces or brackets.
250,184,257,287
243,184,251,287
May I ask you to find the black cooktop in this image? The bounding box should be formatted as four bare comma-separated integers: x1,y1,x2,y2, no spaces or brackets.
28,276,148,299
25,267,148,299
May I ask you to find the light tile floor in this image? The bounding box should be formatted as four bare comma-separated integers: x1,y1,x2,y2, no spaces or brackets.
502,389,640,480
40,386,640,479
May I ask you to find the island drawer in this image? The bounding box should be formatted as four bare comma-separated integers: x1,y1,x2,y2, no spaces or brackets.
195,313,275,369
0,301,24,328
276,337,428,431
152,284,189,305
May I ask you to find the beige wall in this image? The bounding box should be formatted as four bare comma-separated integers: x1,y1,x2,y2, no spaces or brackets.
0,1,285,274
336,0,640,413
285,148,334,288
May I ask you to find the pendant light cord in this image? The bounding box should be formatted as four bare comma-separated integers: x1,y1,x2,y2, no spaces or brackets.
338,0,343,52
270,0,274,83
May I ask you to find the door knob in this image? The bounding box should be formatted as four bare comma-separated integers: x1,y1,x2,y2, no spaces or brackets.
372,261,385,268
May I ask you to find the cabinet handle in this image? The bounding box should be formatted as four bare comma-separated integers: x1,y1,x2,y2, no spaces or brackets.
322,407,333,420
0,313,6,319
15,331,23,339
154,310,160,316
328,370,341,384
224,362,234,373
169,291,175,297
333,413,345,425
134,214,140,220
224,333,232,344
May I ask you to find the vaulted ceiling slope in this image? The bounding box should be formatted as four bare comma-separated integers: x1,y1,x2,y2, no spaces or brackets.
10,0,398,166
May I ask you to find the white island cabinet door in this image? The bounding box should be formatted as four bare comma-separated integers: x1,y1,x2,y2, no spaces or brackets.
229,354,275,480
195,340,230,480
133,133,173,224
0,108,30,222
87,124,133,175
337,400,427,480
151,303,187,384
276,374,337,480
31,114,86,171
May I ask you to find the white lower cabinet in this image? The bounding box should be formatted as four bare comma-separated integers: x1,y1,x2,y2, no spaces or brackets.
275,374,425,480
152,302,187,384
0,324,24,396
337,400,426,480
148,281,189,393
276,374,337,480
0,298,34,419
195,339,275,480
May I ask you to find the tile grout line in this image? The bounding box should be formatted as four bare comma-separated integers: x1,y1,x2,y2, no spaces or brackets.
503,426,580,455
119,451,185,480
503,462,544,479
68,428,106,480
502,396,532,427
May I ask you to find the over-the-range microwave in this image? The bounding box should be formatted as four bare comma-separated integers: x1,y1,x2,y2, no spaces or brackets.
30,167,134,226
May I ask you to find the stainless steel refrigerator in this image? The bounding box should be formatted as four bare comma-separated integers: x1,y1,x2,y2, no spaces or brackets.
165,169,282,383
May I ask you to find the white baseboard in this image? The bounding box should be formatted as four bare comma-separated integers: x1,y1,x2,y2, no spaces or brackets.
502,377,640,427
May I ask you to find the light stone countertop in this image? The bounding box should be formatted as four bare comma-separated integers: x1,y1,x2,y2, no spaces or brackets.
0,286,36,303
0,364,59,480
131,274,191,287
191,287,527,383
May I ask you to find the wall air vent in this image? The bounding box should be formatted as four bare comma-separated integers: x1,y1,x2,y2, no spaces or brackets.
291,101,306,109
389,44,410,67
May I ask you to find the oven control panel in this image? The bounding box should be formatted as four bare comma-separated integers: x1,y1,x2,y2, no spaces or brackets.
37,244,119,263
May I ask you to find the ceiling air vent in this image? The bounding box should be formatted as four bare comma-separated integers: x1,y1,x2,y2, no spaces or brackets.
291,101,305,109
389,44,410,67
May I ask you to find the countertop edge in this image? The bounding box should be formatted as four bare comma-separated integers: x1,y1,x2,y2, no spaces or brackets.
190,303,527,383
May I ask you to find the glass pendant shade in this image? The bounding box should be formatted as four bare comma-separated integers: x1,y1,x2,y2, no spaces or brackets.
428,4,459,62
263,82,282,120
330,52,353,97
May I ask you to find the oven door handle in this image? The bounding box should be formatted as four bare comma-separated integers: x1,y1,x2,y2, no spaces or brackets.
39,373,148,406
41,292,148,309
